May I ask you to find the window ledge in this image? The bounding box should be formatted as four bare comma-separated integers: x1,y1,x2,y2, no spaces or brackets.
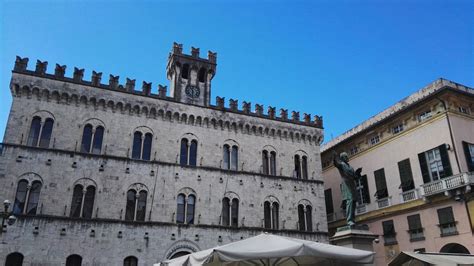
409,236,425,242
384,241,398,246
440,231,459,237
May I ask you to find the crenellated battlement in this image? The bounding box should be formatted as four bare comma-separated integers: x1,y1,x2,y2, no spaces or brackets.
214,96,323,127
13,56,170,99
12,54,323,129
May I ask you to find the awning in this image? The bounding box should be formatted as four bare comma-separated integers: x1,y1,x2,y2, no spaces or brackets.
156,233,374,266
389,251,474,266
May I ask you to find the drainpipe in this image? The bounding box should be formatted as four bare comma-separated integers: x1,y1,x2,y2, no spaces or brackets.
436,97,461,174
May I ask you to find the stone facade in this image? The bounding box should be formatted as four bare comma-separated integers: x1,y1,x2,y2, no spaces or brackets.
0,43,326,265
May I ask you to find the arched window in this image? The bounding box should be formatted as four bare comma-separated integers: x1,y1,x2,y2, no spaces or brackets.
231,198,239,227
124,256,138,266
294,155,301,178
181,64,190,79
13,179,42,215
176,194,186,224
297,204,313,232
198,67,206,83
132,131,152,161
263,199,279,229
180,138,198,166
176,193,196,224
6,252,24,266
262,150,277,175
125,189,147,221
81,124,104,154
27,116,41,147
66,254,82,266
223,145,239,170
294,154,309,179
27,116,54,148
70,184,95,219
39,118,54,148
222,197,230,226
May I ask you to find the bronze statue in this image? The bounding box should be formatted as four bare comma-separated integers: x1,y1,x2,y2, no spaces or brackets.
333,152,362,226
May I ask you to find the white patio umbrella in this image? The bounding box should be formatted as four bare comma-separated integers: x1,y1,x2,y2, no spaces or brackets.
157,233,374,266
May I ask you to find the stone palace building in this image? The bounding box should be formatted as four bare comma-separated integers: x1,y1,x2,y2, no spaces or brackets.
0,43,326,265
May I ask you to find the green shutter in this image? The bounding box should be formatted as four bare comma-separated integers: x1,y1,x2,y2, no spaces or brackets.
463,142,474,172
407,214,422,230
398,159,414,191
361,175,371,203
374,168,388,198
438,144,452,177
418,152,431,183
324,189,334,214
437,207,455,225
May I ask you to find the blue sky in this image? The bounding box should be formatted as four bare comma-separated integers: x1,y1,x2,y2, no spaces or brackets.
1,0,472,143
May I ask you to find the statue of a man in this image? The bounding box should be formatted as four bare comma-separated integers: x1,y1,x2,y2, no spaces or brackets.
333,152,362,226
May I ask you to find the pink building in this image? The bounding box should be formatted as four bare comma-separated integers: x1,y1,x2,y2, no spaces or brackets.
321,79,474,265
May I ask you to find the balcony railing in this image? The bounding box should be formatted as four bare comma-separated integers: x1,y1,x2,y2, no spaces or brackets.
421,172,474,197
400,188,420,203
356,204,368,214
376,197,391,209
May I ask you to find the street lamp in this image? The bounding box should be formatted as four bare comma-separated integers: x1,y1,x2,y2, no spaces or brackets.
1,199,16,234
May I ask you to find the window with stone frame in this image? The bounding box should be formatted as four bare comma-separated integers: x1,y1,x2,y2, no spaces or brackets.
262,149,277,175
223,144,239,170
125,189,147,221
392,123,404,134
176,193,196,224
131,131,152,161
462,141,474,172
264,200,279,229
418,144,452,183
349,146,359,156
221,197,239,227
180,138,198,166
458,106,470,114
81,124,104,154
382,220,397,245
374,168,388,199
369,134,380,145
13,179,42,215
398,159,415,192
70,184,96,219
27,116,54,148
418,110,432,122
294,154,308,179
407,214,424,241
297,204,312,232
437,207,458,236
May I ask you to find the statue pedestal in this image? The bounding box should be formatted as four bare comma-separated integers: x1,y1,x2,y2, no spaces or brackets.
330,225,377,265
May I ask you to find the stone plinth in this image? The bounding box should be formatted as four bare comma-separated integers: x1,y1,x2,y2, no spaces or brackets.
330,225,377,252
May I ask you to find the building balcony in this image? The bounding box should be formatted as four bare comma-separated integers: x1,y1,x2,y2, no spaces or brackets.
399,188,421,203
376,197,392,209
421,172,474,198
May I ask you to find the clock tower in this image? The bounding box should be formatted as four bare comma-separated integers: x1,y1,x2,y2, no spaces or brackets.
167,43,217,107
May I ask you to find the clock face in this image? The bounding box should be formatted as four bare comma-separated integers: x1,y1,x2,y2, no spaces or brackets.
185,85,200,99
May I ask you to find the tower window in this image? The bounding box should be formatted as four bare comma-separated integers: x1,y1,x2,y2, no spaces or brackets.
298,204,313,232
262,149,277,175
198,67,206,82
223,144,239,170
221,197,239,227
264,200,279,229
181,64,190,79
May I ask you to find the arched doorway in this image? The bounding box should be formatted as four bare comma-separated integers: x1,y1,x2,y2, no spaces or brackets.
169,251,191,259
66,254,82,266
5,252,24,266
440,243,470,254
